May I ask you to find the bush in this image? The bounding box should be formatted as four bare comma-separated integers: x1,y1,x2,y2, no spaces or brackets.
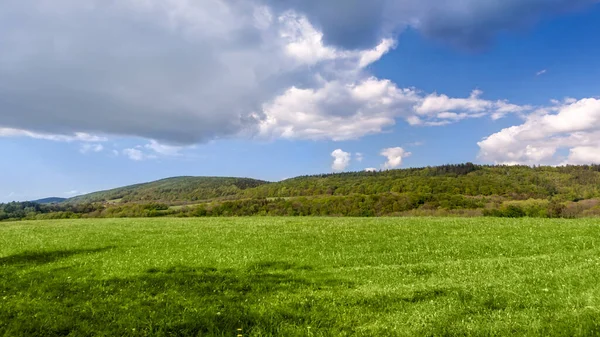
483,205,526,218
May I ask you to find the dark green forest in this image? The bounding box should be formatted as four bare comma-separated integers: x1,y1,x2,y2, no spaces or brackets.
67,177,269,203
3,163,600,221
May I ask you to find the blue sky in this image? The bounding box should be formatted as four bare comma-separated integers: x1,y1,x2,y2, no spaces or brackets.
1,0,600,202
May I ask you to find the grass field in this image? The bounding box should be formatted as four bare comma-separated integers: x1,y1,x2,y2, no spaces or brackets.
1,218,599,336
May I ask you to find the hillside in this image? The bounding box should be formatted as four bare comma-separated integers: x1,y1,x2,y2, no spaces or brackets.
6,163,600,221
68,163,600,204
67,177,269,204
31,197,67,204
240,163,600,200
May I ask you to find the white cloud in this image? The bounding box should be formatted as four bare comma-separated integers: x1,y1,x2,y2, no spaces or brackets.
416,90,487,115
358,38,396,68
279,13,396,68
260,87,530,139
478,98,600,165
79,143,104,154
259,78,421,141
122,148,151,161
0,0,592,148
536,69,548,76
112,140,187,160
279,11,338,65
365,168,378,172
0,0,284,144
123,149,143,161
64,190,79,196
355,153,364,162
144,140,185,156
381,147,411,169
0,1,545,147
567,146,600,164
331,149,351,171
0,2,404,145
414,90,531,123
0,128,106,142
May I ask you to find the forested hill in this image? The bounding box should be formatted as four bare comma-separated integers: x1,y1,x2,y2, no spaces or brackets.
67,177,269,203
66,164,600,204
240,163,600,200
6,163,600,221
31,197,67,204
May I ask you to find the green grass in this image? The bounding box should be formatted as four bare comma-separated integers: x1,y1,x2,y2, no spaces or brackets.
1,217,599,336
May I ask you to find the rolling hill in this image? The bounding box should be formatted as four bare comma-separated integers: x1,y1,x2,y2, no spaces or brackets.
239,163,584,199
5,163,600,220
65,163,600,205
66,177,269,204
31,197,67,204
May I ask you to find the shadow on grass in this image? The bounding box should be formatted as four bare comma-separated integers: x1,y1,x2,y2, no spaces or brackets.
0,246,116,267
1,255,599,336
0,259,355,336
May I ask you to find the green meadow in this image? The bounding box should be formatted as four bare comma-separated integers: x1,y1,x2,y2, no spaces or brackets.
1,217,599,336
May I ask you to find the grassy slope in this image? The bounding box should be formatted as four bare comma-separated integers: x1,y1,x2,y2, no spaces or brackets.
1,218,599,336
67,176,269,204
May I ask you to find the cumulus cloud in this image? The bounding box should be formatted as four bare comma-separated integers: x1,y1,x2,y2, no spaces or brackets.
411,90,531,125
279,11,338,65
1,1,404,144
0,0,280,145
478,98,600,165
355,153,364,162
260,84,533,140
259,78,422,141
331,149,351,171
0,0,595,147
381,147,411,169
365,168,378,172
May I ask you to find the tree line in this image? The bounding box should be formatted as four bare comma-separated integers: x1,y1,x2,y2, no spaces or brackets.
2,193,599,221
